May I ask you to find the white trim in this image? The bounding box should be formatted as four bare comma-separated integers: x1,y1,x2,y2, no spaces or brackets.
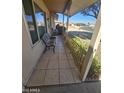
43,12,48,33
32,1,41,40
81,10,101,81
22,6,34,47
22,3,40,48
33,1,48,38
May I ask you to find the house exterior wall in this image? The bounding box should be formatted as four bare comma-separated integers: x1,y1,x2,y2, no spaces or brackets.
22,0,50,86
50,13,56,29
34,0,55,33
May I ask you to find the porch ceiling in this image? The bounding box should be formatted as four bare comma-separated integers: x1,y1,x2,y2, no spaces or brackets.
43,0,97,16
65,0,97,16
43,0,68,13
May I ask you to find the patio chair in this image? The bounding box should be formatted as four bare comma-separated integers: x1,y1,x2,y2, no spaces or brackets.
42,33,56,53
46,33,56,41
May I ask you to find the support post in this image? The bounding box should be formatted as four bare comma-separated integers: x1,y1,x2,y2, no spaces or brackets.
66,11,69,31
62,0,71,32
81,10,101,81
62,13,65,32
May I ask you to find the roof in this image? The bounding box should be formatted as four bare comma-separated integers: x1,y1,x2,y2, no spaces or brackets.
43,0,97,16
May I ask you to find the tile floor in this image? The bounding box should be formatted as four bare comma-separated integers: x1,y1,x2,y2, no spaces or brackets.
27,35,81,87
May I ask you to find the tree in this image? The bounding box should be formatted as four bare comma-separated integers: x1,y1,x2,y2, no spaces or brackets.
81,0,101,19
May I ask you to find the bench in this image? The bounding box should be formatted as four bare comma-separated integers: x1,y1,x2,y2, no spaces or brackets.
45,33,56,40
42,33,56,53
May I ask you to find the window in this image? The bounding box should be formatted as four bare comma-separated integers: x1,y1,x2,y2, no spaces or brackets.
23,0,39,44
34,3,47,39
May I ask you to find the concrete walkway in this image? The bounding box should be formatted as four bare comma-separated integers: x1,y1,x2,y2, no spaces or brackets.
24,81,100,93
27,35,81,87
38,81,101,93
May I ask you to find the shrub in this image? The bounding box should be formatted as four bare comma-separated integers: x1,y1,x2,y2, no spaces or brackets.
87,55,101,80
69,35,101,80
71,36,89,53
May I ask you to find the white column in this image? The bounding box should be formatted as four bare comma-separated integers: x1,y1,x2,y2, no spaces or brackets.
66,14,69,31
63,14,64,27
81,10,101,81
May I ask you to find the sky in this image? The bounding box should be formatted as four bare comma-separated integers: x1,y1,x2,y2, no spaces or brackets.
26,12,44,23
26,12,96,25
57,12,96,24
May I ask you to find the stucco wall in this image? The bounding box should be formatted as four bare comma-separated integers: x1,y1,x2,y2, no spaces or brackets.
22,0,50,85
22,12,45,85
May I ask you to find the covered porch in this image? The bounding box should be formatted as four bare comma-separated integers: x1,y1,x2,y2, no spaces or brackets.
27,35,81,86
22,0,101,89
